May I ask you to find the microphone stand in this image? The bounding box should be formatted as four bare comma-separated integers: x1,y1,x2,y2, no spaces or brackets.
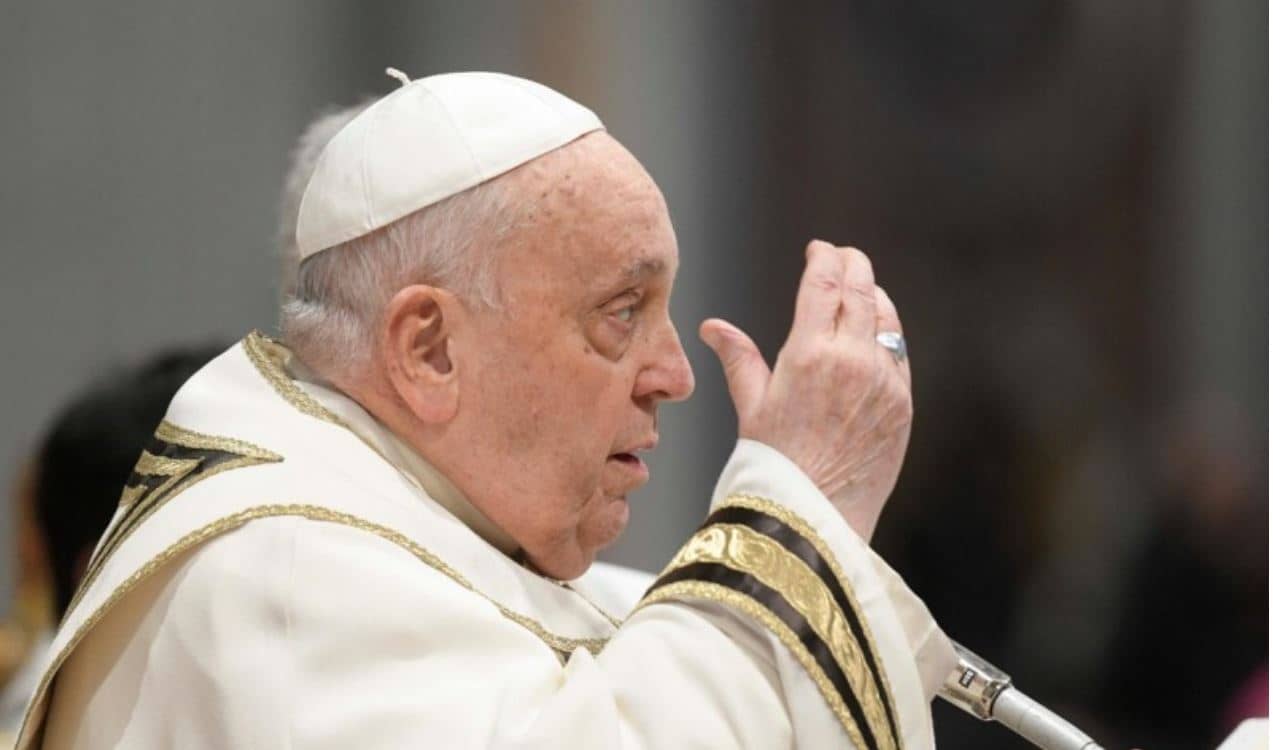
939,641,1105,750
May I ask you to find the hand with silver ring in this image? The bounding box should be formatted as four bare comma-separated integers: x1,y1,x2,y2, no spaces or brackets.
699,239,914,541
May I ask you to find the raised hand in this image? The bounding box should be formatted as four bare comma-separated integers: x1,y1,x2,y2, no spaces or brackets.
700,240,913,540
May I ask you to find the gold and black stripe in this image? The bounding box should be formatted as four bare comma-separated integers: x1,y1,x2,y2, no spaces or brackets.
64,422,281,617
717,494,903,741
639,495,901,749
704,504,901,744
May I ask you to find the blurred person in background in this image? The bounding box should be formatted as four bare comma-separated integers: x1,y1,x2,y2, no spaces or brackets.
0,464,55,740
0,345,223,743
1097,395,1268,749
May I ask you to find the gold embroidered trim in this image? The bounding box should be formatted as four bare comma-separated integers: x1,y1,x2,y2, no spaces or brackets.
640,580,871,748
240,332,432,495
718,493,902,737
118,483,146,510
152,421,280,457
132,449,199,480
118,450,200,510
19,503,610,748
242,331,350,429
563,583,625,629
666,522,897,750
64,423,282,618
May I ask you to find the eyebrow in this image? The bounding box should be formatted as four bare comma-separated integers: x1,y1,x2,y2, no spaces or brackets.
617,258,666,284
591,257,671,304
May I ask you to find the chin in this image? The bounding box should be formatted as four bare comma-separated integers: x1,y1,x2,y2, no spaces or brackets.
540,557,591,581
543,500,632,579
592,494,631,548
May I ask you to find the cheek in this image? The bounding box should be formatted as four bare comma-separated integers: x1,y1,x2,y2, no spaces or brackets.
468,336,579,453
529,346,633,438
466,327,636,504
532,377,635,524
476,358,613,495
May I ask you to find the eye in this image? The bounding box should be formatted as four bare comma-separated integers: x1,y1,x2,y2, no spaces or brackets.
603,292,642,325
591,294,643,359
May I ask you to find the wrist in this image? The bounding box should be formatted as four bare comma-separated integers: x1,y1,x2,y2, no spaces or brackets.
830,499,878,542
714,439,878,544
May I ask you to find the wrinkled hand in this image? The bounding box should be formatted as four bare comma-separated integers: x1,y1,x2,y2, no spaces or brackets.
700,240,912,540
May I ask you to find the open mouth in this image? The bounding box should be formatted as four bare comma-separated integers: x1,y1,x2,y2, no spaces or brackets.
607,452,650,485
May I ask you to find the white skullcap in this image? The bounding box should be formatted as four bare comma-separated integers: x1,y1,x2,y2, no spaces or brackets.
296,70,605,259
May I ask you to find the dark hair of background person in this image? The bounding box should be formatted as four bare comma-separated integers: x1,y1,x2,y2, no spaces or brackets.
32,344,227,617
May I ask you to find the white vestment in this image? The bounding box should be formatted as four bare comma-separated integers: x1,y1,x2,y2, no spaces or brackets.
19,332,955,749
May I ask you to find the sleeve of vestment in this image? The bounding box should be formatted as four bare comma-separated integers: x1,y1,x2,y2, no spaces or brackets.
633,438,953,749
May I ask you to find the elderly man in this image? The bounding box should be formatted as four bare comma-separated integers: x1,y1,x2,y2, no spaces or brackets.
21,71,954,748
275,96,655,606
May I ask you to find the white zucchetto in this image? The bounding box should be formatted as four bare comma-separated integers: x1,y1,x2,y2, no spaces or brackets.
296,70,604,259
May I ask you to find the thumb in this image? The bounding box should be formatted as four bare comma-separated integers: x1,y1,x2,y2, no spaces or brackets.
699,318,769,424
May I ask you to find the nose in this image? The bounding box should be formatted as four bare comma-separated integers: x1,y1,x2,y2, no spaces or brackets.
634,317,695,404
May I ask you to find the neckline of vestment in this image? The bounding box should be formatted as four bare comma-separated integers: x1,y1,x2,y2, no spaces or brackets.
282,350,521,557
240,332,623,626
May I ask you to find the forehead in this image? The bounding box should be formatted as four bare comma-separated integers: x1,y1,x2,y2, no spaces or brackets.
503,134,678,297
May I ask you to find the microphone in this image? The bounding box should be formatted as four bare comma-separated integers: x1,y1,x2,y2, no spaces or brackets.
938,641,1105,750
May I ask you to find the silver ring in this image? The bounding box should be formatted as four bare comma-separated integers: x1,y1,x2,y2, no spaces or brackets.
875,331,907,363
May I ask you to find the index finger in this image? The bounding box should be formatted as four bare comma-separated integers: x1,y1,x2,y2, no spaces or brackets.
790,240,847,341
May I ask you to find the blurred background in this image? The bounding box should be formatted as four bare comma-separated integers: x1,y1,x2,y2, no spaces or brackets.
1,1,1266,747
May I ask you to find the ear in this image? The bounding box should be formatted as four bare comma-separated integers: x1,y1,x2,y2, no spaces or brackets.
380,284,465,424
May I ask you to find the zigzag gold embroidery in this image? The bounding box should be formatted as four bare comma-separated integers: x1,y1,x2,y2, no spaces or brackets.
119,451,201,510
64,422,282,617
133,449,201,478
717,493,902,739
661,522,898,750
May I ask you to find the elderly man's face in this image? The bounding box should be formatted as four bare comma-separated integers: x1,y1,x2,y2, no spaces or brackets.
449,133,694,579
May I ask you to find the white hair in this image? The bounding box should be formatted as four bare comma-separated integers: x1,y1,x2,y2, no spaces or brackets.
276,100,374,304
279,177,522,378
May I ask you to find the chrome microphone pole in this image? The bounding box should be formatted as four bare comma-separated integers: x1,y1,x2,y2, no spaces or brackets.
939,641,1105,750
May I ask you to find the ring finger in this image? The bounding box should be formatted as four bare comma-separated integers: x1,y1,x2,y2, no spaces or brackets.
873,285,911,389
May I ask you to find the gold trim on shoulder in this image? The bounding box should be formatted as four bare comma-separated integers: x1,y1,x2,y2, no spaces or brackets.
717,493,902,733
242,331,350,429
657,522,897,750
64,422,282,618
641,580,873,748
240,332,415,480
19,503,610,748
